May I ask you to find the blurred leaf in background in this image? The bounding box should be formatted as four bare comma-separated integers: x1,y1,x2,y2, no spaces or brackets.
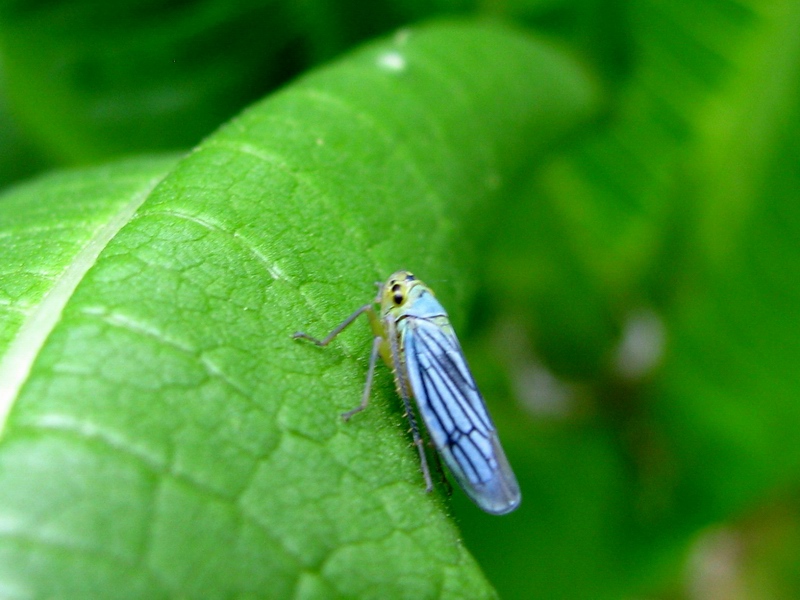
468,0,800,598
0,0,341,164
0,0,551,172
1,0,800,599
0,72,50,184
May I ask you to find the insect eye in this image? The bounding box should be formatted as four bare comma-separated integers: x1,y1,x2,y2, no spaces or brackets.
405,273,415,281
391,284,404,305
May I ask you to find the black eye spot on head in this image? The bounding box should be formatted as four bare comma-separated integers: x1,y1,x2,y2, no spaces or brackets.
391,283,404,305
405,273,415,281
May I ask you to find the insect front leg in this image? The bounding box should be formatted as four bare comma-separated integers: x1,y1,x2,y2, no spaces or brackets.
292,303,375,346
293,299,387,422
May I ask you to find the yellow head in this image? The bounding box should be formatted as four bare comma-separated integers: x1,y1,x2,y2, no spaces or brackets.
380,270,426,315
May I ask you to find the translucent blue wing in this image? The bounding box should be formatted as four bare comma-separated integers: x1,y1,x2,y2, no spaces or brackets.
400,295,521,515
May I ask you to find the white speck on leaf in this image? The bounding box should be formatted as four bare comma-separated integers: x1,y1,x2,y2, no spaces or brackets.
377,51,406,73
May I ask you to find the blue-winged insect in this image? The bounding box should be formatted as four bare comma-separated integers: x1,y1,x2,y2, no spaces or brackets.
293,271,521,515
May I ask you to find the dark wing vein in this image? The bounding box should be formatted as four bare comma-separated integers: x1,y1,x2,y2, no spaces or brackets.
415,323,475,391
406,319,496,484
414,323,491,432
418,361,489,482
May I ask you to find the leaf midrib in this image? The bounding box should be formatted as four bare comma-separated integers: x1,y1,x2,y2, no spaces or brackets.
0,172,167,434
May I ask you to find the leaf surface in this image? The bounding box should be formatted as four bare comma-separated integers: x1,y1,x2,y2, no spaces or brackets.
0,21,595,598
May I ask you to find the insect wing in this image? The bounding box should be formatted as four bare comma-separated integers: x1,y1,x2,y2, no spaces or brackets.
402,310,521,515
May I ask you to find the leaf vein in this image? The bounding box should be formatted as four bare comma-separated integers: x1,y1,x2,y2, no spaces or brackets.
0,172,168,438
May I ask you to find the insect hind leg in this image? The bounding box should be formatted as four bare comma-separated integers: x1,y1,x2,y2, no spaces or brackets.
408,408,434,492
427,439,453,496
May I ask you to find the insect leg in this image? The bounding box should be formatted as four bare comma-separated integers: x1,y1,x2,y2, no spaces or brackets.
388,321,434,493
428,440,453,496
292,303,374,346
342,335,382,422
403,385,434,493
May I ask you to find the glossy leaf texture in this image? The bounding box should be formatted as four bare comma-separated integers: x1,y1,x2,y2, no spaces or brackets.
0,21,595,598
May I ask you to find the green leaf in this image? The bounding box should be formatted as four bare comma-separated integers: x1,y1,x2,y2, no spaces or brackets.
0,21,596,597
0,155,180,386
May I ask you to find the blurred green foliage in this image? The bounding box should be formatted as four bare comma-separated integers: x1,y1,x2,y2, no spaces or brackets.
1,0,799,598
